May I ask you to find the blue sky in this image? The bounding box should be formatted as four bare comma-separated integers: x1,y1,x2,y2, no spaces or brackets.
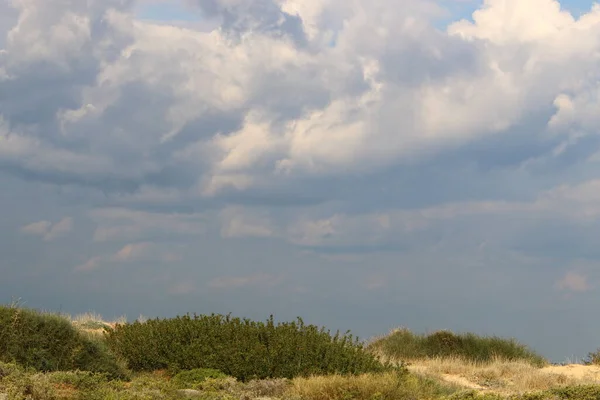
135,0,598,25
136,1,201,21
4,0,600,364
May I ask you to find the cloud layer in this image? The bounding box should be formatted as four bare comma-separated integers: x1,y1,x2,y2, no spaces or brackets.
3,0,600,362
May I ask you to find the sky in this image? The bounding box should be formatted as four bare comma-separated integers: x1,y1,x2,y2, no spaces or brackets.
2,0,600,363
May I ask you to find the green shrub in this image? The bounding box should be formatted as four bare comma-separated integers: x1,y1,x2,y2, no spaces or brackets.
105,314,389,381
547,385,600,400
369,328,546,366
0,305,128,379
583,348,600,366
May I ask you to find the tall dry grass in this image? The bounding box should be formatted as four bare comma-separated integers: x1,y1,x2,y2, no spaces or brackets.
288,371,459,400
406,356,599,395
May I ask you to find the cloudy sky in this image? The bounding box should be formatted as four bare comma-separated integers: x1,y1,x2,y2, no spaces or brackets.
3,0,600,362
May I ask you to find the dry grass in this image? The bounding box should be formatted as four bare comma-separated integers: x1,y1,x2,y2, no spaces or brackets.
288,371,459,400
68,312,126,334
406,356,600,395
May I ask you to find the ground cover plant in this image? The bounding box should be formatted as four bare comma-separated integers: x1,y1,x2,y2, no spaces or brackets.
369,328,547,367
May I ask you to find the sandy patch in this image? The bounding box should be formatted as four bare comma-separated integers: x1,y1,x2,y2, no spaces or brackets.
407,360,600,394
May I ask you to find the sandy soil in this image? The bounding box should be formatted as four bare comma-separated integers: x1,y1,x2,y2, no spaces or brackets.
408,361,600,394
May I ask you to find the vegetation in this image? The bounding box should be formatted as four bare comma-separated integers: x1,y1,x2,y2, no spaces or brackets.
2,304,600,400
1,360,600,400
288,369,456,400
104,313,389,381
369,328,547,366
0,306,128,380
583,347,600,365
171,368,229,387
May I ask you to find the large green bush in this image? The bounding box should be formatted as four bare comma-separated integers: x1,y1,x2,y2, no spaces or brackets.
0,305,128,379
369,328,546,366
105,314,389,381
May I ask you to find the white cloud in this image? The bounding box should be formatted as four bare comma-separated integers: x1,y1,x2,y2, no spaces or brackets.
557,271,591,293
43,217,73,241
74,241,169,271
449,0,576,44
74,256,103,272
113,242,151,262
20,217,73,241
20,220,51,236
4,0,600,197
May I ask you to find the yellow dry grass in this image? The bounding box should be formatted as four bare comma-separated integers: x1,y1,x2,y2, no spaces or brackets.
405,356,600,395
288,371,459,400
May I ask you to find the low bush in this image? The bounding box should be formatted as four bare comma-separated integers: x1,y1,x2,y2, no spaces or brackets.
0,305,128,379
105,314,389,381
369,328,546,366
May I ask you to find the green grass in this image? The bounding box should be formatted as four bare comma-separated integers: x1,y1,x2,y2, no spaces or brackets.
368,328,547,366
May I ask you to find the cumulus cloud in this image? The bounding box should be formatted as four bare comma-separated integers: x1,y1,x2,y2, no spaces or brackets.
3,0,600,198
6,0,600,259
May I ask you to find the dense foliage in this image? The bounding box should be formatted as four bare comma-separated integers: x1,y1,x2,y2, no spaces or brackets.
0,306,128,379
369,328,546,366
105,314,388,381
